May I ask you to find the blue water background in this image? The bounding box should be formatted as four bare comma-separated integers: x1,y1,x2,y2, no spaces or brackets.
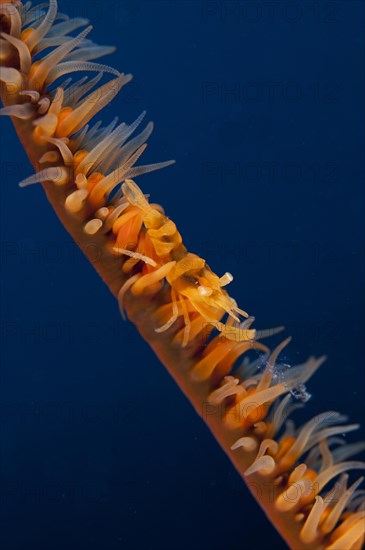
0,1,364,549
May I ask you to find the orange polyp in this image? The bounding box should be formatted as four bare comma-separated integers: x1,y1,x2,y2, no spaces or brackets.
219,341,267,372
305,469,318,483
125,215,144,246
276,436,297,461
131,262,176,297
28,59,40,79
319,506,332,526
120,231,158,274
88,182,112,209
112,208,141,234
246,404,270,426
73,150,89,169
224,394,269,430
55,107,73,136
192,339,238,381
212,341,269,382
32,125,46,143
141,232,158,265
86,172,103,192
115,215,143,251
20,27,33,42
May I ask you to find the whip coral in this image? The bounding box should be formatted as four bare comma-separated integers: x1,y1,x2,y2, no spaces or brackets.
0,1,364,548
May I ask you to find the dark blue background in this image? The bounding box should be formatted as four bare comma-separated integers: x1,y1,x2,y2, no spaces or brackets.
0,1,364,549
